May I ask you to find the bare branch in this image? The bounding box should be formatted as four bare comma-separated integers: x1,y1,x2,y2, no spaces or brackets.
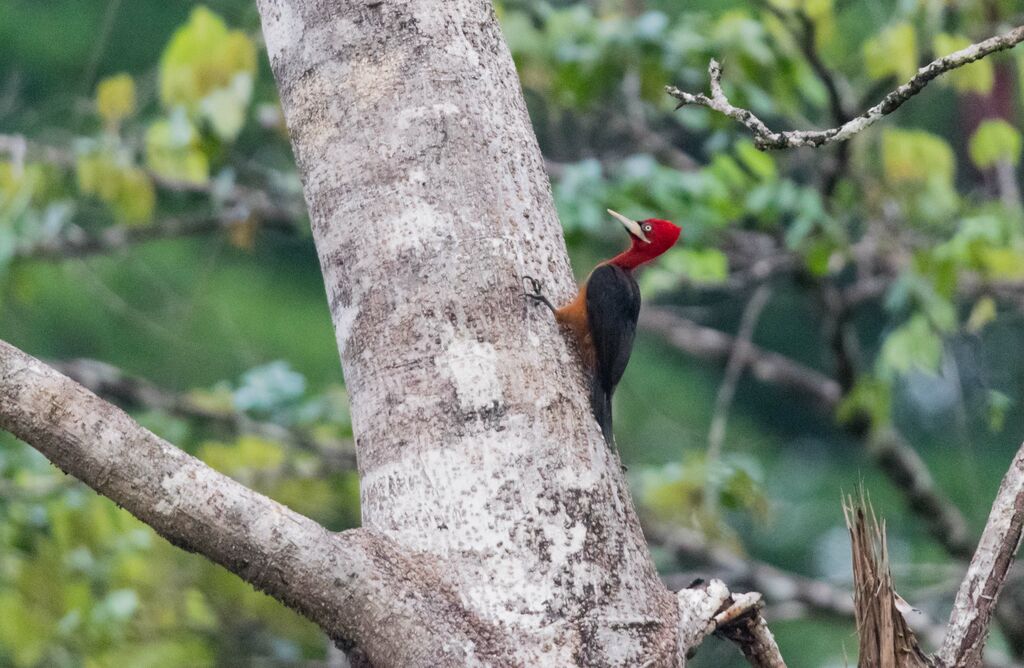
870,429,975,560
0,339,512,666
938,442,1024,667
649,523,856,619
676,579,785,667
715,598,787,668
640,308,841,410
666,25,1024,150
13,213,302,261
50,357,356,473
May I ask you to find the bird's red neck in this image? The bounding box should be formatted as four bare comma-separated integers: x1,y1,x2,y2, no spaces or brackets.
606,247,657,271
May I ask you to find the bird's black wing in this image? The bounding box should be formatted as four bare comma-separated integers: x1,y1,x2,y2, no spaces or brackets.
585,264,641,441
586,264,641,392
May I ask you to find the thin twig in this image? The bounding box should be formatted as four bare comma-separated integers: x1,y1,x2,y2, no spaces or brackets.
666,25,1024,150
706,285,773,463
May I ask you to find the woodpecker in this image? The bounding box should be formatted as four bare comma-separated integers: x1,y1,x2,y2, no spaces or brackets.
525,209,681,443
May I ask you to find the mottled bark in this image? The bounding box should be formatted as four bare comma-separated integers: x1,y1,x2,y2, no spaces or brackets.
0,341,514,667
256,0,681,664
937,444,1024,667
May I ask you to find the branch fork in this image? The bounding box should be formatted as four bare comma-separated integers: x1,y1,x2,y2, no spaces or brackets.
667,25,1024,150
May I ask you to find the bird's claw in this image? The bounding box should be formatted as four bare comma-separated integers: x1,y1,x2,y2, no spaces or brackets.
521,275,556,314
522,275,543,296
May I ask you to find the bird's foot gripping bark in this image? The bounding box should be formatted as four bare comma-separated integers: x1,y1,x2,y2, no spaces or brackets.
522,275,556,314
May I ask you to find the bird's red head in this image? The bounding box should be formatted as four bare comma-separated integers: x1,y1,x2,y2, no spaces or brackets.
606,209,682,270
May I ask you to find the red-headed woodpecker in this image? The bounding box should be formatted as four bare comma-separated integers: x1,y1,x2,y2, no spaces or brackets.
525,209,681,442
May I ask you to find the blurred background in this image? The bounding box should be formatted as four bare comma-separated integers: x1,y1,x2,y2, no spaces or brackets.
2,0,1024,665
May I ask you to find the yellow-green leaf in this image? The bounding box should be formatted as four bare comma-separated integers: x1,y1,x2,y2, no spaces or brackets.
979,247,1024,279
966,296,997,333
877,314,942,380
863,22,917,82
933,34,994,94
735,139,776,180
664,247,729,285
75,153,156,224
113,167,156,225
95,73,136,127
969,119,1022,169
882,127,955,187
199,436,285,479
144,115,209,185
0,161,46,214
159,6,257,112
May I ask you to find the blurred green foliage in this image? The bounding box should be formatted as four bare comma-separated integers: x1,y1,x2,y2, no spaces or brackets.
2,0,1024,665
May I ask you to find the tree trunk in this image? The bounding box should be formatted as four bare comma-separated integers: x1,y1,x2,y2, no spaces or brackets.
256,0,679,664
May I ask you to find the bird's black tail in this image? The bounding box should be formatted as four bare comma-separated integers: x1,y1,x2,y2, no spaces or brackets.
590,381,614,444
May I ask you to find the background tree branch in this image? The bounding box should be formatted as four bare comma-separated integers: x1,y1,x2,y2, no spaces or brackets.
641,307,974,559
666,25,1024,149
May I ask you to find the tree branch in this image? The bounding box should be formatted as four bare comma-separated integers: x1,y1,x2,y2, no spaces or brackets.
0,339,512,666
650,523,856,620
666,25,1024,150
938,442,1024,667
715,600,787,668
50,357,356,473
641,308,974,560
676,579,785,667
640,307,842,409
14,213,302,261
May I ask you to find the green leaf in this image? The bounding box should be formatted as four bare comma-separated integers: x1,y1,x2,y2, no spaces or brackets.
802,238,838,276
734,139,776,180
836,376,891,427
966,296,997,333
184,589,218,630
882,128,955,187
933,34,994,94
987,390,1011,433
95,73,136,127
199,436,286,479
233,361,307,412
664,247,729,285
877,314,942,380
111,167,155,225
969,119,1022,169
979,247,1024,279
863,22,917,82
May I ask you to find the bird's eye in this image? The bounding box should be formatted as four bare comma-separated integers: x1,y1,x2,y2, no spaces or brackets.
643,224,652,232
